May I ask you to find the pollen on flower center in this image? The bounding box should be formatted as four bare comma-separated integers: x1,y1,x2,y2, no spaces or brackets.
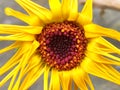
37,21,87,71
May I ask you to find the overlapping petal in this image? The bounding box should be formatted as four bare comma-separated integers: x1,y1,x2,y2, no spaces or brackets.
19,65,45,90
44,66,50,90
15,0,52,24
77,0,93,25
0,33,34,41
59,71,72,90
84,23,120,41
0,41,40,89
5,8,42,26
61,0,78,21
68,0,78,21
0,24,43,34
12,40,40,89
72,67,94,90
0,42,20,54
49,0,62,21
49,69,60,90
81,57,120,85
87,38,120,62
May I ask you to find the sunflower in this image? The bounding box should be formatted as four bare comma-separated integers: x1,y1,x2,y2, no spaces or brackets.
0,0,120,90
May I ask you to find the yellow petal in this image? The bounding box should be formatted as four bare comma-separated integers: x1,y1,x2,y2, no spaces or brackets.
0,24,43,34
15,0,52,24
8,70,18,90
81,0,93,21
84,74,94,90
5,8,42,26
0,48,23,75
19,65,45,90
61,0,79,21
1,41,40,89
84,23,120,41
49,0,62,21
59,71,71,90
72,66,94,90
0,65,20,87
87,37,120,53
49,69,60,90
14,43,41,90
86,52,120,65
87,38,120,62
81,57,120,85
87,48,120,62
61,0,71,20
0,42,20,54
74,82,78,90
95,37,120,53
85,32,101,38
77,0,93,25
0,33,35,41
68,0,78,21
72,67,88,90
12,40,40,89
24,54,42,73
44,66,50,90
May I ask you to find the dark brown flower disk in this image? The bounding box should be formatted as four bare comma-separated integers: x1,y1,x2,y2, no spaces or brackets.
37,21,87,71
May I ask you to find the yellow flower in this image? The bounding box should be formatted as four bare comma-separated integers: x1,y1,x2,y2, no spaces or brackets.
0,0,120,90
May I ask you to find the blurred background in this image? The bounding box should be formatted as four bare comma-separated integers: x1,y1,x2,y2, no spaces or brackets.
0,0,120,90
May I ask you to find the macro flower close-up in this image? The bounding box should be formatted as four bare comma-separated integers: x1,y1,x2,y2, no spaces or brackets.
0,0,120,90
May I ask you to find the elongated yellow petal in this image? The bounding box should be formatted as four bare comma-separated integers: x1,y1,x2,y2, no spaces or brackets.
95,37,120,53
15,0,33,15
77,0,93,25
8,71,18,90
68,0,78,21
85,32,101,38
5,8,42,26
81,0,93,21
49,69,60,90
24,54,42,73
84,23,120,41
84,74,94,90
0,65,20,87
61,0,79,21
86,52,120,65
61,0,71,20
72,67,88,90
0,33,35,41
49,0,62,21
15,0,52,24
59,71,71,90
87,47,120,62
81,57,120,85
19,59,43,89
73,71,88,90
0,48,23,75
0,42,20,54
19,65,45,90
12,40,40,89
1,41,39,89
0,24,43,34
87,37,120,53
87,38,120,62
44,66,50,90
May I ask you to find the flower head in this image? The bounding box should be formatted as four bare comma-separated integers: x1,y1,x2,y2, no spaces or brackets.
0,0,120,90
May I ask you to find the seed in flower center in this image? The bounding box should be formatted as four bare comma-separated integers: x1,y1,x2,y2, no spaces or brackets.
48,35,73,57
37,21,87,71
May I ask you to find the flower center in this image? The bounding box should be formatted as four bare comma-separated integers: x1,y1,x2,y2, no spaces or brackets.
37,21,87,71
